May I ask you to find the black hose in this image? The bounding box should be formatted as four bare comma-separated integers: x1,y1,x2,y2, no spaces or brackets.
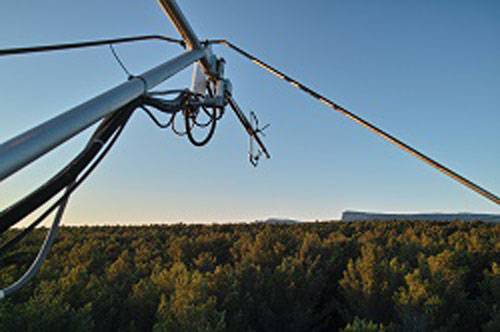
0,119,129,257
0,103,136,234
184,106,217,147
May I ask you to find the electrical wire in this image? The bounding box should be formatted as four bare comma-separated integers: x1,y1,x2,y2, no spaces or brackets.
194,105,217,127
0,34,184,58
0,120,128,257
208,39,500,205
0,104,136,234
171,113,191,136
109,44,133,78
140,105,175,129
0,107,133,299
184,105,217,147
0,184,72,300
141,91,221,146
148,89,187,96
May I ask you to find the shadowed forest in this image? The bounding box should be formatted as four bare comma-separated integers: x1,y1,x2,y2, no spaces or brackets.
0,221,498,331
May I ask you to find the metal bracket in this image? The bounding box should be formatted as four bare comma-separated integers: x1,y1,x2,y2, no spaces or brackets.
226,95,271,166
248,112,270,167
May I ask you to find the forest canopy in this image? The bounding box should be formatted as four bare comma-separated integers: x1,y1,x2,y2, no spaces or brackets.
0,221,499,331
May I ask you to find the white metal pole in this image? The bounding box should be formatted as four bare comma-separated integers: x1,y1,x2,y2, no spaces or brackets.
157,0,215,75
0,48,206,182
157,0,202,50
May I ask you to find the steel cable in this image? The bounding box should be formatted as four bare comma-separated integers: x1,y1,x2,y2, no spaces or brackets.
209,39,499,205
0,35,184,58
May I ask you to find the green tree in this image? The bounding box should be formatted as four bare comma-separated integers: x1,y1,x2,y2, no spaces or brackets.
153,263,226,332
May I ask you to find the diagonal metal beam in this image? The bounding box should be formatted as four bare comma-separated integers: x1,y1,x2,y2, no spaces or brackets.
157,0,215,76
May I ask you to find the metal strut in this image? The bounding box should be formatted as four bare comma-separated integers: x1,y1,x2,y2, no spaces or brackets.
157,0,217,76
226,95,271,162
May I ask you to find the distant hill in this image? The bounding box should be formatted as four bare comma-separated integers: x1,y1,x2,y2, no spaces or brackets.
255,218,302,225
342,211,500,223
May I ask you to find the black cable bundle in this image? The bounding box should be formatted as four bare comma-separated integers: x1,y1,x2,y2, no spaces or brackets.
141,90,223,147
0,102,136,242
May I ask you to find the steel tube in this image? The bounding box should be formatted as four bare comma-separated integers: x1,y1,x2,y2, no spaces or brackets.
157,0,202,50
157,0,213,74
0,48,205,181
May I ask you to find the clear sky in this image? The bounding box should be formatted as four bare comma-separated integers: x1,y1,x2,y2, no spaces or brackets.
0,0,499,225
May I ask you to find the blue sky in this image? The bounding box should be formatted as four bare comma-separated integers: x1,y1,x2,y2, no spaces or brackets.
0,1,499,225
